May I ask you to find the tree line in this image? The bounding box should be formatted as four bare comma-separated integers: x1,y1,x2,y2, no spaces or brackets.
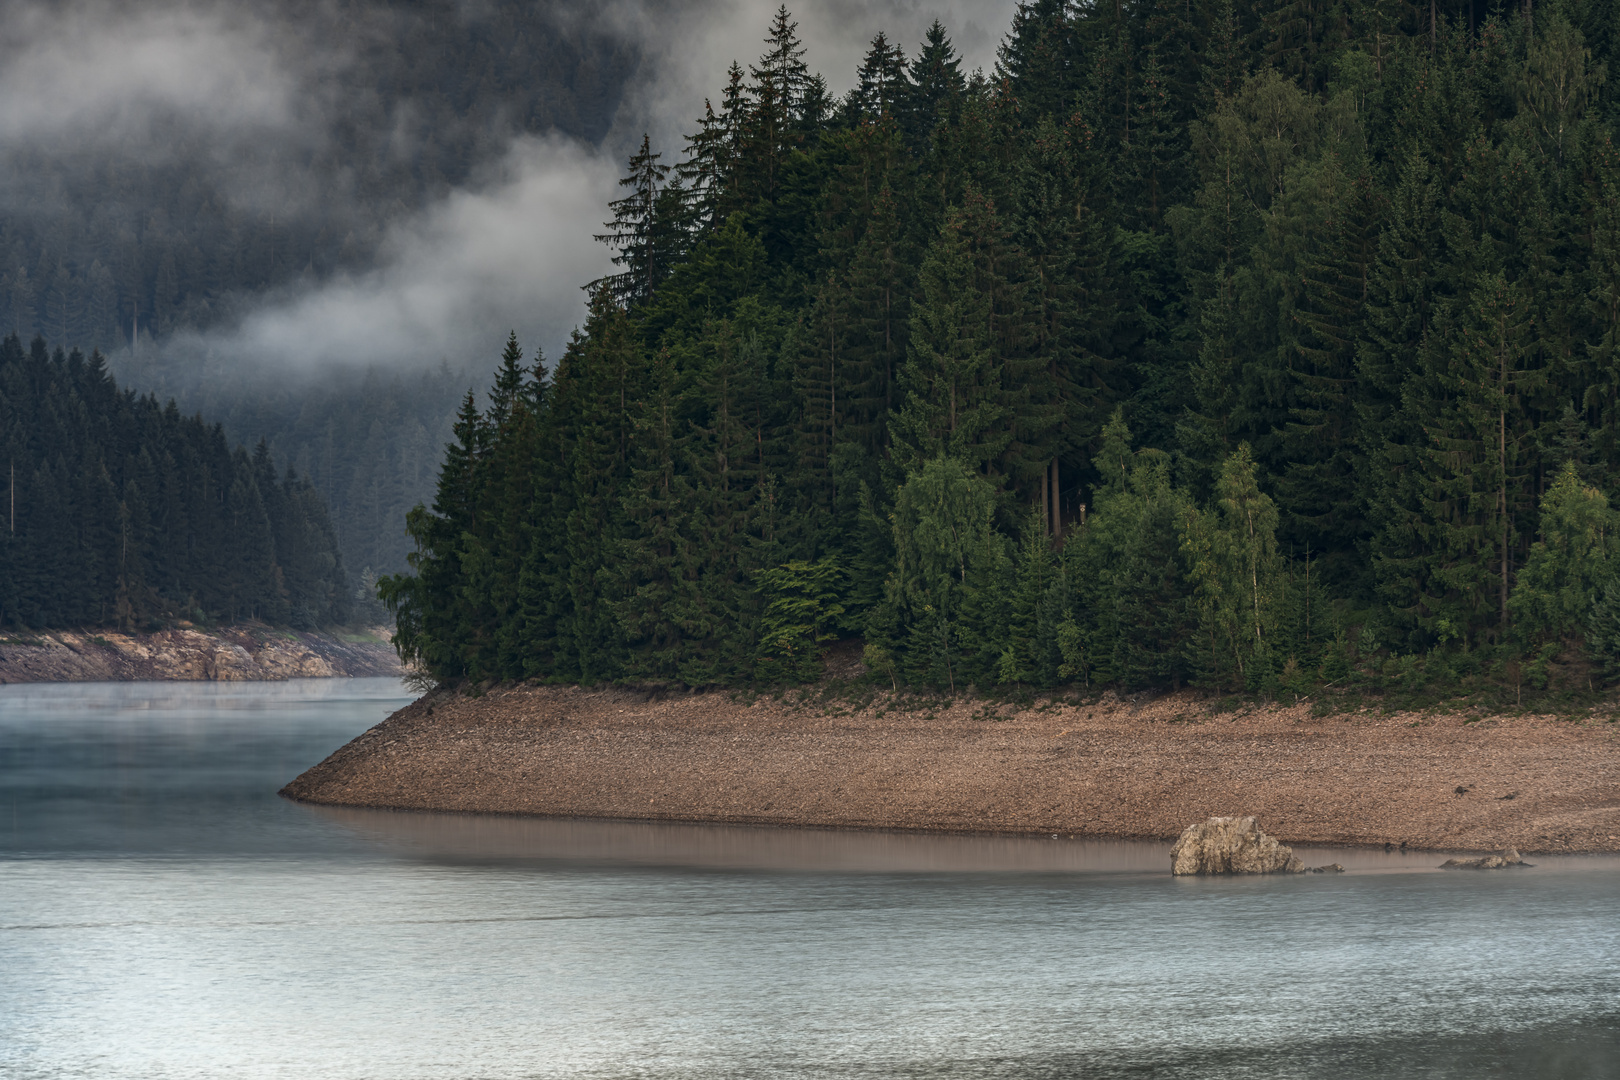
385,1,1620,701
122,356,471,613
0,334,351,630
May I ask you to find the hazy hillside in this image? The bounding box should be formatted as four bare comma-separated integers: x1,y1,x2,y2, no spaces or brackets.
0,0,1013,582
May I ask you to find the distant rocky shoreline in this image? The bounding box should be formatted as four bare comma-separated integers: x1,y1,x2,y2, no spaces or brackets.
0,625,400,683
281,684,1620,854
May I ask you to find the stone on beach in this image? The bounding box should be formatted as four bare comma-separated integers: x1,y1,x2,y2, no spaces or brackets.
1170,816,1304,875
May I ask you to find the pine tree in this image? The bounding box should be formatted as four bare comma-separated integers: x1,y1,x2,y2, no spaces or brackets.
1255,0,1349,91
1015,114,1117,533
997,0,1078,122
677,98,732,237
843,181,914,453
847,32,909,123
594,135,675,306
1357,154,1442,618
1276,171,1383,578
1198,0,1246,112
1126,45,1188,230
737,6,812,204
904,20,967,152
890,203,1009,476
610,349,692,679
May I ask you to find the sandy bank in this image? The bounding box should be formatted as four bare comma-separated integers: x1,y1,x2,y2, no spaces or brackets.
280,685,1620,854
0,625,400,682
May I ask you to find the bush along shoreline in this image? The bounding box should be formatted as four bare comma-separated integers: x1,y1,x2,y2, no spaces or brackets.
382,4,1620,713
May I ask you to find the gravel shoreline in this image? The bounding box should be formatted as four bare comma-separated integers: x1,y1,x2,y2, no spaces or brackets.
280,684,1620,854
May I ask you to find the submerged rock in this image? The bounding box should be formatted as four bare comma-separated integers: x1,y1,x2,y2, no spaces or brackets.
1170,816,1305,875
1439,847,1533,870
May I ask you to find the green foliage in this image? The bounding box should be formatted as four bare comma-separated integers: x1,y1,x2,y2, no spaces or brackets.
755,557,849,682
1183,444,1285,690
873,456,1009,692
1063,415,1195,690
376,2,1620,706
1511,463,1619,671
0,335,350,630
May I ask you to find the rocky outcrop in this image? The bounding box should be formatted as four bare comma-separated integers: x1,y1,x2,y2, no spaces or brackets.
0,625,400,682
1439,847,1534,870
1170,816,1305,875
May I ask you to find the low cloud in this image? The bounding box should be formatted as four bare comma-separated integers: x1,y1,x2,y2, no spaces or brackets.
170,134,616,374
8,0,1018,377
0,2,301,147
163,0,1019,375
611,0,1015,155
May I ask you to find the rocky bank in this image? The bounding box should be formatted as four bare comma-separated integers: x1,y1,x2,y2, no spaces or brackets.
0,625,400,682
281,683,1620,854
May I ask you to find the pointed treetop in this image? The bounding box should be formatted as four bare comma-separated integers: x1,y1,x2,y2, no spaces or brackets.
752,5,811,117
852,31,909,121
592,135,674,305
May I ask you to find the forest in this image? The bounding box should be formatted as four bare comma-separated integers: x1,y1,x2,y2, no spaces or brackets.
0,334,352,630
125,359,469,609
384,0,1620,703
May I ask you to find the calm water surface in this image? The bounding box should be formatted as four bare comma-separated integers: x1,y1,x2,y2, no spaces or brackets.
1,678,1617,1079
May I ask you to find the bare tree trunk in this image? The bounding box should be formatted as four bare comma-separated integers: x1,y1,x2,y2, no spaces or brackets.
1040,468,1049,534
1052,459,1062,540
1501,405,1509,636
1500,328,1510,637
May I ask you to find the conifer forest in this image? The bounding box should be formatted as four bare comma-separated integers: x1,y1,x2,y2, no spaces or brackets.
378,0,1620,702
0,334,351,630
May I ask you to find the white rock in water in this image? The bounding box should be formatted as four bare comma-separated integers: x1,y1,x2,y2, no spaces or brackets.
1170,816,1305,875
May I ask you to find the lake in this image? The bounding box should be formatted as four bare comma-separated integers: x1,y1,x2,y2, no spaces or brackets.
2,678,1617,1079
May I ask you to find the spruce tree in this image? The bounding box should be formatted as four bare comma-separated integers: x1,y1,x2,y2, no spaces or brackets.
997,0,1079,122
890,203,1009,476
904,20,967,152
1277,171,1383,579
594,136,676,306
847,32,909,123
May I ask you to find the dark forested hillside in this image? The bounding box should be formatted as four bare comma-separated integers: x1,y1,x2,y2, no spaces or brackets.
0,335,351,630
386,1,1620,703
167,363,469,591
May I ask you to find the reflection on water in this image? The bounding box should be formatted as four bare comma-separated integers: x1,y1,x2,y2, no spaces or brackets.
312,805,1620,876
1,679,1618,1080
316,805,1175,873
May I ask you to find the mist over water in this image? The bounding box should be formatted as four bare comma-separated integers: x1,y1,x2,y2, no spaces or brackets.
2,679,1618,1079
